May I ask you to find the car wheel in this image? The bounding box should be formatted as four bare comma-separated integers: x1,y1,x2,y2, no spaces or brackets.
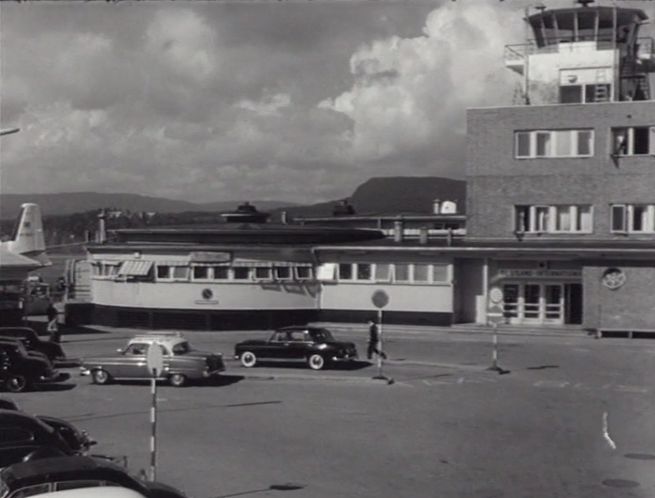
91,369,111,385
6,374,29,393
169,373,187,387
307,354,325,371
240,351,257,368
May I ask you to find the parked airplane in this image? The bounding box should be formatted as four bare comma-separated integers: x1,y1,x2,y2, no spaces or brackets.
0,204,50,324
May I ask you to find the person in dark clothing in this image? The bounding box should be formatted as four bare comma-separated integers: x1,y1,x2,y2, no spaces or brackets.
367,320,387,360
46,302,61,343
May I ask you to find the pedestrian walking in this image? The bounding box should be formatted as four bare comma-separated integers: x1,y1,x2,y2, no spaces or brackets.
367,320,387,360
46,302,61,343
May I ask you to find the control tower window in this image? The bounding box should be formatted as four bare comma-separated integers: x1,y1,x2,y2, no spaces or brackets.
560,84,611,104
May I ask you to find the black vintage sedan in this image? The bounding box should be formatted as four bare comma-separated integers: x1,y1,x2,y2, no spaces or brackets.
0,327,70,367
234,326,358,370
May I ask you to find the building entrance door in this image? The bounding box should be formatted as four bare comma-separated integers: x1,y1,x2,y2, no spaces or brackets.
502,283,564,325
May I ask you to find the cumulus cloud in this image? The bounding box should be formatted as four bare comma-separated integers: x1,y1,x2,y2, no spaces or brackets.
320,1,522,173
236,92,292,116
145,9,218,84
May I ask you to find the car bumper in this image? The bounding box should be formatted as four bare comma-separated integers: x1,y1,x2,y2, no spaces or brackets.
39,371,70,383
203,367,225,377
331,353,359,362
79,367,91,376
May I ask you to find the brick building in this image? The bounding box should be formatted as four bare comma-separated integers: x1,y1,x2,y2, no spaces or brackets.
464,2,655,332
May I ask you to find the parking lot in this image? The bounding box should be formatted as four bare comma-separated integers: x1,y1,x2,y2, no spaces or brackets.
7,325,655,498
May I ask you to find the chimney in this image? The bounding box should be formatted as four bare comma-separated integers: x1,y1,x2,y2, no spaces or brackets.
97,210,106,244
419,227,428,245
393,220,404,242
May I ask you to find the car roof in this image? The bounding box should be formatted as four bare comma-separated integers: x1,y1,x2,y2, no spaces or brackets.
276,326,323,332
21,487,148,498
0,410,56,435
128,332,186,347
1,456,139,489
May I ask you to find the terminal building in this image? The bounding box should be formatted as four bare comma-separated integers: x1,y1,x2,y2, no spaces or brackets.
66,1,655,335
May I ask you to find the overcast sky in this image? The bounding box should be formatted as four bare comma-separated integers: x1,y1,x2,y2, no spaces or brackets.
1,0,653,204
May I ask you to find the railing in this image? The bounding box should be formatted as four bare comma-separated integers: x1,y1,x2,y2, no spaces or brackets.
504,37,654,61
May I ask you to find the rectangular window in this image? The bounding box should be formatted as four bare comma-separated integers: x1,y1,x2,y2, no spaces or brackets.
432,265,449,283
516,132,531,158
515,129,594,158
254,267,272,280
560,85,582,104
611,205,626,232
233,267,250,280
612,126,654,156
611,204,655,233
192,267,210,280
413,264,429,282
560,84,611,103
295,267,312,280
516,205,592,233
338,263,353,280
172,266,189,280
394,264,410,282
213,266,229,280
375,264,391,281
157,265,170,279
274,266,292,280
356,263,372,281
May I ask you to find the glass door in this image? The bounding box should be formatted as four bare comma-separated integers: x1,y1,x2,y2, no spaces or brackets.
523,284,541,321
544,284,563,324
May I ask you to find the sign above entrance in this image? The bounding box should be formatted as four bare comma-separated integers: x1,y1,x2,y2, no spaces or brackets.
498,269,581,279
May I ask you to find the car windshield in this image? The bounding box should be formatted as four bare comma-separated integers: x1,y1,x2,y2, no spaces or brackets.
172,342,191,355
309,329,334,342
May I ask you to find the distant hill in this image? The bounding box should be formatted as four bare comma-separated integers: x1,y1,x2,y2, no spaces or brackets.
0,192,296,219
272,177,466,219
0,177,466,220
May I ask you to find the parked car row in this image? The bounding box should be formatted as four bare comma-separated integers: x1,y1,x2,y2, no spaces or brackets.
78,326,359,388
0,400,188,498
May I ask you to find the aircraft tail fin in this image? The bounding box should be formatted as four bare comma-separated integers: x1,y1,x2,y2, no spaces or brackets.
7,203,46,257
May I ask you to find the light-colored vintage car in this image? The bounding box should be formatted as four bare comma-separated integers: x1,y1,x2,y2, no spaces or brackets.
80,332,224,387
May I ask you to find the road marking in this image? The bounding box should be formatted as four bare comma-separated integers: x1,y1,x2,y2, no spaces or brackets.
603,412,617,450
533,380,569,388
613,384,649,394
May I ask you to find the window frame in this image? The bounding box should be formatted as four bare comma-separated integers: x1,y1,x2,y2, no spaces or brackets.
515,205,594,234
515,129,594,159
611,126,655,156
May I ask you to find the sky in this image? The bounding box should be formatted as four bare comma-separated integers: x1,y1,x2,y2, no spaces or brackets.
1,0,653,204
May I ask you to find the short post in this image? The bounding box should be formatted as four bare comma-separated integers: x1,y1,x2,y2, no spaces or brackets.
145,345,163,482
491,322,499,370
149,370,157,481
377,308,384,378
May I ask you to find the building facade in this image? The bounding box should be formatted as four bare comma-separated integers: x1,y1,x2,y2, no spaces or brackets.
66,2,655,335
466,2,655,332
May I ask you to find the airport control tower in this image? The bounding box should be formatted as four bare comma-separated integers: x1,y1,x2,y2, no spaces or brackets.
504,0,654,105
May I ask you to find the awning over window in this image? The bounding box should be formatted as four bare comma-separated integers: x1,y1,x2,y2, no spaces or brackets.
118,260,153,276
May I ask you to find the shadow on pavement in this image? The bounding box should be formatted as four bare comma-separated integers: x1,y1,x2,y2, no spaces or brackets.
245,360,371,371
33,382,77,393
525,365,560,370
213,483,305,498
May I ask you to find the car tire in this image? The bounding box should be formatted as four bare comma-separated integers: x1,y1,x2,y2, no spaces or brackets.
91,369,111,385
169,373,187,387
240,351,257,368
6,374,29,393
307,354,325,371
